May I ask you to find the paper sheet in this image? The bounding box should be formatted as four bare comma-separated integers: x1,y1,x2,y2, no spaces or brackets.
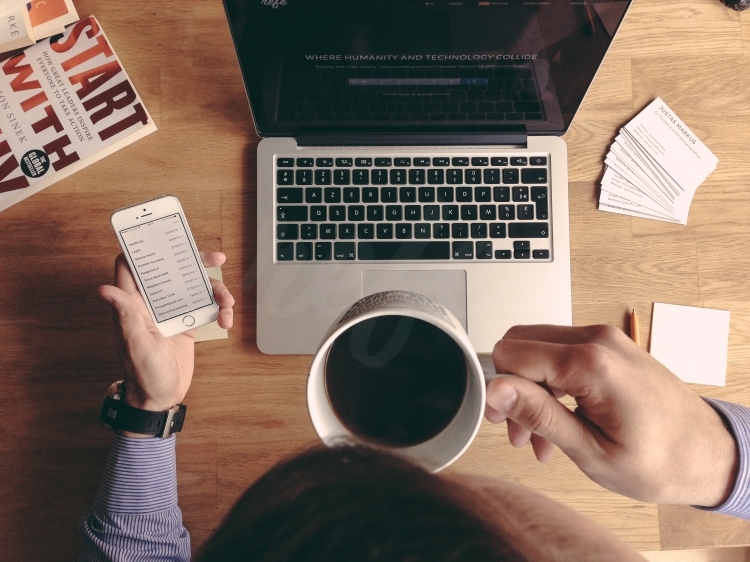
650,303,730,386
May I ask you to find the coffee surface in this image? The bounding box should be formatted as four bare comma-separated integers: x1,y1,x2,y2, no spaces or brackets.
325,315,467,448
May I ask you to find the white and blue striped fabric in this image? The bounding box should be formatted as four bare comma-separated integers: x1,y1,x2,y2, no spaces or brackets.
78,435,190,562
78,400,750,561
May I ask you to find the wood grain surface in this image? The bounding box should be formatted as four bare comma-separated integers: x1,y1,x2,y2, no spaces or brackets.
0,0,749,559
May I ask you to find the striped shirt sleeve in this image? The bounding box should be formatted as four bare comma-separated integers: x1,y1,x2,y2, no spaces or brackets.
696,398,750,520
79,434,191,562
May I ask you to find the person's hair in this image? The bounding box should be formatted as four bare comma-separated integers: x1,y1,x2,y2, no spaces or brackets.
196,444,526,562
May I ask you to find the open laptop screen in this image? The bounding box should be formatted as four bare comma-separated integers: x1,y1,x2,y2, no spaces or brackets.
223,0,630,137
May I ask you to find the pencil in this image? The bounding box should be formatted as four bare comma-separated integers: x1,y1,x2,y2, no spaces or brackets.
630,308,641,347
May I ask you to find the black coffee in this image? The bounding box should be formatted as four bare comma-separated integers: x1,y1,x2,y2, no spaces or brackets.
325,315,467,448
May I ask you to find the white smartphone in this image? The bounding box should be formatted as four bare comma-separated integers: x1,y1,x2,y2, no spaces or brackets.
110,195,220,337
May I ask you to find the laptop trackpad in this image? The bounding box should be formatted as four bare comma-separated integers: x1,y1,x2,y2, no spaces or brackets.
361,270,467,331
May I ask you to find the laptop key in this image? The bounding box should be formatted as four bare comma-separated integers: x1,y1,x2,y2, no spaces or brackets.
306,188,322,203
355,158,372,167
522,168,548,184
390,169,407,184
363,187,378,202
320,224,336,239
490,223,506,238
452,241,474,259
310,206,326,221
296,242,313,260
277,158,294,167
530,156,547,166
335,158,353,167
367,205,384,221
472,157,489,166
452,157,469,166
414,157,431,166
499,205,515,220
394,157,411,166
456,187,472,202
375,157,392,167
334,242,356,260
396,224,412,239
461,205,478,221
533,249,550,259
447,169,463,184
424,205,440,220
480,205,496,220
443,205,459,221
495,249,511,259
465,169,482,184
377,223,393,239
334,170,350,185
452,223,469,238
513,186,530,202
428,169,444,184
372,169,388,184
437,187,454,202
433,157,450,166
381,187,398,202
509,222,549,238
277,170,294,185
476,241,493,259
491,157,508,166
353,170,369,185
415,224,431,239
277,188,303,203
277,242,294,261
409,169,425,184
316,158,333,167
329,206,345,221
518,204,534,220
494,186,510,202
315,242,332,260
358,241,450,260
475,187,491,202
277,206,307,222
433,223,450,238
514,249,531,259
514,241,530,250
348,206,365,221
296,158,314,167
358,224,374,239
419,187,435,202
405,205,421,220
343,188,360,203
484,169,500,184
510,157,527,166
324,187,341,203
277,224,298,240
400,187,417,202
502,169,519,184
386,205,403,221
532,186,548,219
471,223,487,238
339,224,355,239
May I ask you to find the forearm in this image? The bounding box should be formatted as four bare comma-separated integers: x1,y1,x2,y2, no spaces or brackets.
79,434,190,562
696,399,750,520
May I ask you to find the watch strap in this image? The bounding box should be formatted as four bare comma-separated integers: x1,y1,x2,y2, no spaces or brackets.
100,397,186,437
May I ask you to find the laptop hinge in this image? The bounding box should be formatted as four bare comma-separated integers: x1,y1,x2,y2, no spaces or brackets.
296,132,527,148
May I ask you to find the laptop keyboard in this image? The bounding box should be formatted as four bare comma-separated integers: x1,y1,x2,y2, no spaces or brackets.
274,154,551,262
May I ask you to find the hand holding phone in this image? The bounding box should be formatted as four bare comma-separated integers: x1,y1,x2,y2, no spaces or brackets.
98,250,234,412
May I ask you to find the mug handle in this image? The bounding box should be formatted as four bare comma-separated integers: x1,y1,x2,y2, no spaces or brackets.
477,353,512,382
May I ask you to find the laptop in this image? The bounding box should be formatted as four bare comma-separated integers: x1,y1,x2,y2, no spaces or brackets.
222,0,631,354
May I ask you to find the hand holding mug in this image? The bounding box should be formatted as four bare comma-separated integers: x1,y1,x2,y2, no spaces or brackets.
485,324,738,507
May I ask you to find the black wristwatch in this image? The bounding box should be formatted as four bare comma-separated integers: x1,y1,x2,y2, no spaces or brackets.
99,381,187,438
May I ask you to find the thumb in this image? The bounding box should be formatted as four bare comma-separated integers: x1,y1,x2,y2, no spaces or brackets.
486,377,594,460
98,284,152,346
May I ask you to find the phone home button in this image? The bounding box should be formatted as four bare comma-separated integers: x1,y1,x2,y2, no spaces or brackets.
182,315,195,327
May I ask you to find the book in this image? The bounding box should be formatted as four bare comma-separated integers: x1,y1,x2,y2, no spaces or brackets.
598,98,718,224
0,0,79,55
27,0,78,41
0,15,156,212
0,4,35,53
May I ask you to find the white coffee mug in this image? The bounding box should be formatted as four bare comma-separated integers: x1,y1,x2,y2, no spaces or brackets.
307,290,500,473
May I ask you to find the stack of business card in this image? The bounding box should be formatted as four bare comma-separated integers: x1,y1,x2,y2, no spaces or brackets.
598,98,718,224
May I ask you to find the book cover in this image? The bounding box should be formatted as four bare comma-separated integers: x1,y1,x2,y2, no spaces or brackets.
0,15,157,212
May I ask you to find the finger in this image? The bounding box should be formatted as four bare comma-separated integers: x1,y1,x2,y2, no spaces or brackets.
530,434,557,463
98,285,154,348
492,338,595,396
200,250,226,268
217,306,233,330
114,254,140,295
484,402,507,424
209,277,235,309
502,324,623,345
507,419,531,448
486,376,596,461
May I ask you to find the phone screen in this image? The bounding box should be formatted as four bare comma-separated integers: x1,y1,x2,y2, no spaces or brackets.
120,214,214,323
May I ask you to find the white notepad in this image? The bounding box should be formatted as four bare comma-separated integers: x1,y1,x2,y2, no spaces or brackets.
650,303,730,386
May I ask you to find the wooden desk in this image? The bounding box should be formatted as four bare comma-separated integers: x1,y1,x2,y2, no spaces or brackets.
1,0,749,559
